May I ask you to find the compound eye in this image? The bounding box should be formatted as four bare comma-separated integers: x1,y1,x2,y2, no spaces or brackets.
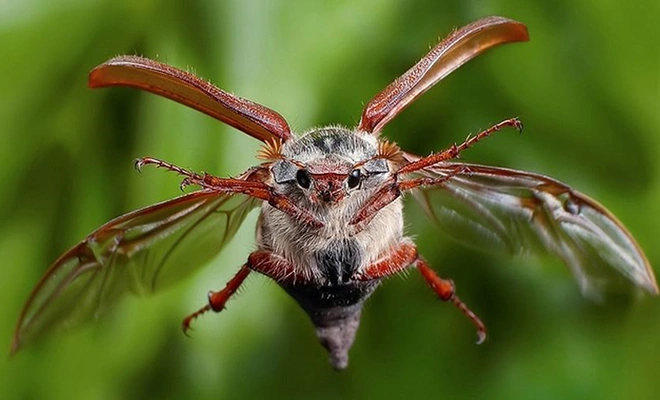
296,169,311,189
347,169,361,189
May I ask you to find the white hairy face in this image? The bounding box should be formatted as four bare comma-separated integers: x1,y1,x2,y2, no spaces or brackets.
257,126,405,281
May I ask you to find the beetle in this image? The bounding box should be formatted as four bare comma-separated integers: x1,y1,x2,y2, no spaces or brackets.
12,16,658,370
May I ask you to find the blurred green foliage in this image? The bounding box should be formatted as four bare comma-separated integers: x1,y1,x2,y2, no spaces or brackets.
1,1,658,399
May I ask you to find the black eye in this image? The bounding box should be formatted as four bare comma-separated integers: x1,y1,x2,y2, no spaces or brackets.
296,169,311,189
347,169,361,189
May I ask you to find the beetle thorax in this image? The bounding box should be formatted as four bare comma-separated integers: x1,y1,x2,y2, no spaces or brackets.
257,126,404,283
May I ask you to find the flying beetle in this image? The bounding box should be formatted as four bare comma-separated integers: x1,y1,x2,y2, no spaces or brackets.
12,16,658,370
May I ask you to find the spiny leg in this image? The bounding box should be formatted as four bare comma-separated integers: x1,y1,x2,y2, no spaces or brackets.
351,118,522,231
351,242,485,343
350,164,467,230
182,266,251,335
247,250,309,283
182,248,316,335
415,258,487,344
135,156,206,191
135,156,243,192
135,156,198,177
455,117,523,154
352,240,419,280
134,156,323,228
397,117,523,175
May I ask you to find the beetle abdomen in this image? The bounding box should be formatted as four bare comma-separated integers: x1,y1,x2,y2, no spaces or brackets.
281,281,379,370
315,238,362,285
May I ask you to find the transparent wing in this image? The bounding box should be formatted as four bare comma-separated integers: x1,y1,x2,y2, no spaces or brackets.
89,56,292,142
407,158,658,298
12,191,259,352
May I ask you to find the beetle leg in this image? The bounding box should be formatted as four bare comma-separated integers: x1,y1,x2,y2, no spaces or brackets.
247,250,310,284
397,117,522,175
351,242,486,343
398,164,470,191
135,156,324,229
352,240,418,280
349,165,465,231
350,118,521,231
415,258,487,344
135,156,195,175
349,179,400,230
181,249,308,335
182,265,251,335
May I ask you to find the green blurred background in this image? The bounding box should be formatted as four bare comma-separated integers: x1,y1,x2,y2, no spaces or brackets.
1,0,658,399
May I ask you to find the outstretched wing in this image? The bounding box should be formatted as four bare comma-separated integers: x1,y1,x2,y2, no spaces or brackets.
359,16,529,134
407,157,658,298
12,191,259,353
89,56,292,142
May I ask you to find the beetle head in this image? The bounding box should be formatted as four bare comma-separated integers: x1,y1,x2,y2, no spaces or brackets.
272,127,390,206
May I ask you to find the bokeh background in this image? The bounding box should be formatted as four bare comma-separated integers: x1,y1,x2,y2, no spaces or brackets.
1,0,658,399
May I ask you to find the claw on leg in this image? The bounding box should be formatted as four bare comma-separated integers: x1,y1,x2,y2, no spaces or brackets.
416,258,487,344
450,295,487,344
181,266,251,336
182,304,212,336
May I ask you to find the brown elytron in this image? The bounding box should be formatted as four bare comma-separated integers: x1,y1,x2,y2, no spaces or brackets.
12,16,657,370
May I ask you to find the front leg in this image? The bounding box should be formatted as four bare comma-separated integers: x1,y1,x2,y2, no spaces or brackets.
351,118,522,231
349,166,466,231
135,156,323,229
